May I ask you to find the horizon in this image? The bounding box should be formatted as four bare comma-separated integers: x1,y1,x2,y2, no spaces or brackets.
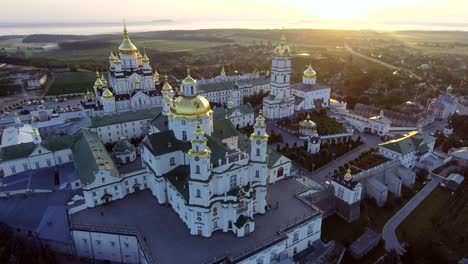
1,0,468,35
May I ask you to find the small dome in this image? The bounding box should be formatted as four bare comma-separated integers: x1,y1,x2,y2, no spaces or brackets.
94,77,103,87
108,52,116,61
154,70,160,78
114,56,122,64
182,69,197,85
273,35,291,56
102,88,114,99
303,65,317,79
170,95,211,116
118,25,138,55
300,114,316,128
142,53,150,63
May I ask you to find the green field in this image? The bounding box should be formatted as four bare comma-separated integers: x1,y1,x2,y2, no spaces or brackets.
47,71,95,95
396,181,468,263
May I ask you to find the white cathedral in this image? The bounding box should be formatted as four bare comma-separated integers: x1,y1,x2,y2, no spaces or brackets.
143,70,269,237
82,24,162,114
263,35,331,119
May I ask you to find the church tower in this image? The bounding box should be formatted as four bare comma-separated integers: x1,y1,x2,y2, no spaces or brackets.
232,81,241,107
188,124,212,207
161,75,173,116
262,33,295,119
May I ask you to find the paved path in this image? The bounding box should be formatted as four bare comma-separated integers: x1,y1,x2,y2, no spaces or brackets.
344,43,424,82
382,177,442,255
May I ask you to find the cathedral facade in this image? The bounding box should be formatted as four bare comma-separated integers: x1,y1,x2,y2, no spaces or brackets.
83,25,162,115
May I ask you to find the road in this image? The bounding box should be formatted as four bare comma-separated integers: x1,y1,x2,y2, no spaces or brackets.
382,177,442,255
344,43,425,82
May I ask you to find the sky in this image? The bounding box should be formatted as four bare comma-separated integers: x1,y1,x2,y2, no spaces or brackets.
1,0,468,29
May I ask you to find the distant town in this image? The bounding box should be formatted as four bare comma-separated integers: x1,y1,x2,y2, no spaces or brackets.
0,25,467,264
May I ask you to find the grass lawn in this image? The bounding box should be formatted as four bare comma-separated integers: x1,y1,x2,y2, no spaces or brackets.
396,180,468,263
47,71,95,95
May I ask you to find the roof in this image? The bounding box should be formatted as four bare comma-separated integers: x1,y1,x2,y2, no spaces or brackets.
197,77,269,93
0,135,74,162
72,129,118,185
213,104,254,120
451,147,468,161
332,172,360,190
150,112,169,132
70,180,320,264
379,131,435,155
35,205,71,243
212,118,239,141
113,138,136,153
90,107,161,127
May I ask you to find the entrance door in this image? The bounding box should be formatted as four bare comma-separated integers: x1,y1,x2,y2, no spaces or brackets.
197,228,202,236
277,167,284,178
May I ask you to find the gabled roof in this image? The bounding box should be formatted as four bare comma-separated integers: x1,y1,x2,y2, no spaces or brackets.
0,135,75,162
72,129,118,185
197,77,269,93
90,107,161,127
291,82,330,92
150,112,169,132
212,119,239,141
213,104,254,120
379,131,435,155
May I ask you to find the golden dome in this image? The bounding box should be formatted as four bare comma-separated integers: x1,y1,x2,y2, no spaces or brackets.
94,77,103,87
114,56,122,64
162,76,173,94
182,69,197,85
142,53,150,63
273,35,291,56
170,95,211,116
100,74,107,84
102,88,114,99
108,52,116,61
303,65,317,78
256,110,265,121
119,25,138,55
344,169,352,181
134,77,141,84
300,114,316,128
154,70,160,78
193,123,205,136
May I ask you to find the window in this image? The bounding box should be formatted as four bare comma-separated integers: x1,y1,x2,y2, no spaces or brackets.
143,175,147,180
35,162,40,169
111,241,115,246
255,170,259,177
182,131,187,141
270,251,277,261
293,232,299,242
125,181,129,186
214,221,218,228
104,188,108,194
337,188,344,199
94,200,98,205
196,189,201,197
101,178,105,183
57,156,62,163
10,166,16,174
23,164,28,171
195,165,200,174
82,239,87,244
181,120,186,125
353,190,360,202
68,154,73,161
92,192,97,197
229,175,237,189
307,224,314,235
256,257,264,264
96,240,101,245
114,186,118,191
124,243,129,248
256,148,260,156
170,157,175,166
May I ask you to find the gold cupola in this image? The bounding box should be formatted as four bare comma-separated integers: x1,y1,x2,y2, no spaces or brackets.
161,74,173,94
182,69,197,85
299,113,316,129
303,65,317,79
273,34,291,56
102,88,114,99
142,52,150,63
108,51,116,61
118,23,138,55
170,96,211,116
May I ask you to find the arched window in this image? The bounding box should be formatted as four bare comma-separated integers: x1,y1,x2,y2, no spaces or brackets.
256,148,260,156
196,189,201,197
229,175,237,189
195,165,200,174
182,131,187,141
293,232,299,242
307,224,314,235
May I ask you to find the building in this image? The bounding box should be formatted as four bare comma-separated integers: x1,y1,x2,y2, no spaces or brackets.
1,114,41,148
298,114,321,154
331,169,362,222
27,73,47,89
426,87,458,120
197,67,270,105
292,65,331,111
88,107,161,144
82,25,162,115
378,131,436,168
263,35,295,119
213,99,255,129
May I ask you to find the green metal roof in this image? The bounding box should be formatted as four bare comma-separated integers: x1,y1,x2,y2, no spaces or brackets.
164,165,190,201
213,104,254,120
0,135,75,162
197,78,269,93
150,112,169,132
212,118,239,141
379,131,435,155
90,107,162,127
72,129,118,185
